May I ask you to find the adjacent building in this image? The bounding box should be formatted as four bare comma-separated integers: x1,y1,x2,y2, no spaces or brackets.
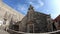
0,0,24,30
54,15,60,30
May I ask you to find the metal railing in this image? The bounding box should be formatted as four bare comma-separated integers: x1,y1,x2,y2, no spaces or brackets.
8,29,60,34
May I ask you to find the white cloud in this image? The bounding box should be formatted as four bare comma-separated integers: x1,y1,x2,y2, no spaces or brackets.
20,7,26,11
38,0,44,7
29,2,33,4
26,0,44,9
16,0,44,14
16,4,28,14
17,4,26,11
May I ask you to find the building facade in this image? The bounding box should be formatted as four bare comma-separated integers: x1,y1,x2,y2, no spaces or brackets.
54,15,60,30
0,0,24,30
19,5,53,33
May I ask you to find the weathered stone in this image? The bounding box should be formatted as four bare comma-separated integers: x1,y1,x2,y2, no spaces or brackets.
19,5,53,33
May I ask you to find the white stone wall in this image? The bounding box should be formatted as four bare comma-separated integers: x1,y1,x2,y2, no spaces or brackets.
0,0,24,30
0,0,24,21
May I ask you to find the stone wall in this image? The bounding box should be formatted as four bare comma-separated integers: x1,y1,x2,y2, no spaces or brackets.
19,5,53,33
0,0,24,31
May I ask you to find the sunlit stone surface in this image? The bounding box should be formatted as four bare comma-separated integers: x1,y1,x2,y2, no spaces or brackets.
0,0,24,32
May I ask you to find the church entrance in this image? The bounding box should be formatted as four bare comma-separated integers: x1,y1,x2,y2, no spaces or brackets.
27,24,34,33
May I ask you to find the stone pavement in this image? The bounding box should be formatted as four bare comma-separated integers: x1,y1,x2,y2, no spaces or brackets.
0,29,9,34
0,25,9,34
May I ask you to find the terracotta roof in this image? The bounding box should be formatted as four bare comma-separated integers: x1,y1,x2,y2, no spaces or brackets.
54,15,60,22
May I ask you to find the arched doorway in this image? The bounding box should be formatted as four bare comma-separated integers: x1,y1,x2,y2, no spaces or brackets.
27,21,34,33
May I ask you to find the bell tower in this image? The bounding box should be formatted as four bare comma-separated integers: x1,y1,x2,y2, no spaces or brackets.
28,5,34,13
27,5,35,21
28,5,34,10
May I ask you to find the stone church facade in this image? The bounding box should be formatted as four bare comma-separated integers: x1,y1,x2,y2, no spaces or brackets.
19,5,53,33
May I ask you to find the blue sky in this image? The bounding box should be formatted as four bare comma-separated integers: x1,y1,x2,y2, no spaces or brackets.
2,0,60,19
